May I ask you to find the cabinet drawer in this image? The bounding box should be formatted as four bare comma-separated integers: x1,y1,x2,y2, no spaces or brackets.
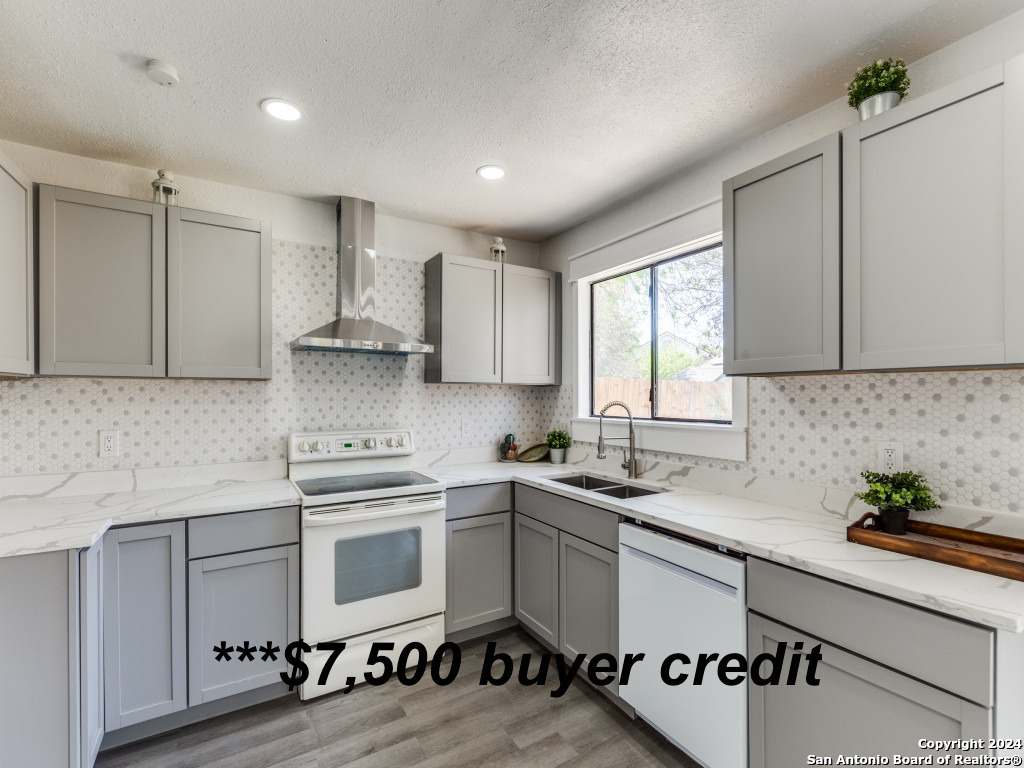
748,558,993,705
446,483,510,521
188,506,300,559
514,484,619,551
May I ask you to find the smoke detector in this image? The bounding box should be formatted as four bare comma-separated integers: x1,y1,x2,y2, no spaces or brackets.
146,60,179,88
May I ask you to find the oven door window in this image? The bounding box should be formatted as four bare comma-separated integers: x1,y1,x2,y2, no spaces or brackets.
333,527,422,606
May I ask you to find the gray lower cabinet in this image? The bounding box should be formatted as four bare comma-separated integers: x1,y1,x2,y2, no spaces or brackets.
748,557,994,767
0,147,33,376
723,133,841,374
103,522,187,730
38,185,167,377
188,545,299,705
79,541,105,768
167,207,271,379
748,614,990,768
446,512,512,634
514,513,560,648
0,551,78,768
558,532,618,692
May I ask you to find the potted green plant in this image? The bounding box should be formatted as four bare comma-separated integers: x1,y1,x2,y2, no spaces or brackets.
846,58,911,121
546,429,570,464
854,470,940,535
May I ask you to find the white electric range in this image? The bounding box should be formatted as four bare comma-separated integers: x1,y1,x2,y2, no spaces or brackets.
288,429,446,700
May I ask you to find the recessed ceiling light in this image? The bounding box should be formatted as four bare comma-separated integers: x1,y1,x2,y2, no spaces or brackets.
476,165,505,180
260,98,302,121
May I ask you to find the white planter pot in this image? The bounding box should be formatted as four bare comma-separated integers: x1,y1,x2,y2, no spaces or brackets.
549,447,566,464
857,91,902,121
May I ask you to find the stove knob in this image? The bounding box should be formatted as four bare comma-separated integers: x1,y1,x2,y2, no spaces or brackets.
363,438,377,450
310,441,325,453
297,441,310,453
397,435,406,447
385,437,394,447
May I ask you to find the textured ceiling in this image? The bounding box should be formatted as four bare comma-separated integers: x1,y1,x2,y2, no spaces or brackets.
2,0,1023,241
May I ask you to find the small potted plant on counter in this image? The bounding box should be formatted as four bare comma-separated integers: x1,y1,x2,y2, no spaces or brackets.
855,470,940,535
847,57,911,120
546,429,570,464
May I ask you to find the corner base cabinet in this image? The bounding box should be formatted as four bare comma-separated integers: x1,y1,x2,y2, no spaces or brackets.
445,484,513,634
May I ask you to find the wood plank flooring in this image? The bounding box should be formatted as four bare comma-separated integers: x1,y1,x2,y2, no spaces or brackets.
96,628,699,768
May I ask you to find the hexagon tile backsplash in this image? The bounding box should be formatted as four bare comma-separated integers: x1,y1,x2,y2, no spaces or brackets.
0,240,562,476
3,239,1024,516
568,370,1024,515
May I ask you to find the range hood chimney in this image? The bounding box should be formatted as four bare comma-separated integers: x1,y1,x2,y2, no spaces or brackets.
289,197,433,354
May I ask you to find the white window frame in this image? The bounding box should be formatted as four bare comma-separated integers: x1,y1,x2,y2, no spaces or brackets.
569,207,748,462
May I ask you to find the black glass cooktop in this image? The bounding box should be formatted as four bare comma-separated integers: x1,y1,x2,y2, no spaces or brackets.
296,471,438,497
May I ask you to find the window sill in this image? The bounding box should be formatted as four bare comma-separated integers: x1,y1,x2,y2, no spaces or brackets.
570,417,747,462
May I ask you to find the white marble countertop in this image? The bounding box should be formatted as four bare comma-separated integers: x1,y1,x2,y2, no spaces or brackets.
3,458,1022,632
0,480,299,559
426,462,1024,633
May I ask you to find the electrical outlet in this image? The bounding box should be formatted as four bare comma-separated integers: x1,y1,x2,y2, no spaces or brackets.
877,442,903,473
461,419,472,439
99,430,119,458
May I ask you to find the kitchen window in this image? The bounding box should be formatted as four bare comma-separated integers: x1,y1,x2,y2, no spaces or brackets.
590,242,731,424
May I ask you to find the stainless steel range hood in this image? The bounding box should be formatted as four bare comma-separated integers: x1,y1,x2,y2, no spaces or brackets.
290,197,433,355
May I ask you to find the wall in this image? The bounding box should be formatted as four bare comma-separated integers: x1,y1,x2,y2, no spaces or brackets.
0,142,558,477
540,10,1024,515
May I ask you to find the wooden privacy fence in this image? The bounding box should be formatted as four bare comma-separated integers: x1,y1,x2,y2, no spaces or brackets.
594,377,730,421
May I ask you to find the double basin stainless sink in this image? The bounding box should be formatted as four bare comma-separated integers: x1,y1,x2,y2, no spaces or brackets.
550,473,663,499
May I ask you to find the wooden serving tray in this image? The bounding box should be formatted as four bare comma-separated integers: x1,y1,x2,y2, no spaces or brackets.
847,513,1024,582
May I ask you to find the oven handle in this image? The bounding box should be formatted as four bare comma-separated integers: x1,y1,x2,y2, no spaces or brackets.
303,498,445,526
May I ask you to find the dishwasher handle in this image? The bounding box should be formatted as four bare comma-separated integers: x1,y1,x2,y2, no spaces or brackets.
620,544,739,600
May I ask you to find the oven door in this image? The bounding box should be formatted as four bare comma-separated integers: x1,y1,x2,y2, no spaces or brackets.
301,493,445,643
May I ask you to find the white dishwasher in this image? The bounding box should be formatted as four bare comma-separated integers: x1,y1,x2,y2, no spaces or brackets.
619,522,747,768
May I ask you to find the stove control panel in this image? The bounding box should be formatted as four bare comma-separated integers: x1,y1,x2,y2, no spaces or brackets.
288,430,415,462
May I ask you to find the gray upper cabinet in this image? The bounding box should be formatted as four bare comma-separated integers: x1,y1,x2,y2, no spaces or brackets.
501,263,560,384
425,253,560,384
0,148,33,376
723,133,841,375
514,513,560,648
167,208,271,379
103,522,187,730
39,185,167,377
426,253,502,383
843,56,1024,370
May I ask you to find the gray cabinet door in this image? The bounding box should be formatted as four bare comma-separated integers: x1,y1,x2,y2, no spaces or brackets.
558,532,618,690
0,148,33,376
843,57,1024,370
103,522,186,730
38,186,167,377
426,253,502,383
188,545,298,706
514,513,559,648
79,542,104,768
502,264,560,384
723,133,841,374
445,513,512,633
167,208,272,379
748,613,991,768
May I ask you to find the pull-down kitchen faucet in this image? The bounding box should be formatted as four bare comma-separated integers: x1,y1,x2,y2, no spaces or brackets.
597,400,639,479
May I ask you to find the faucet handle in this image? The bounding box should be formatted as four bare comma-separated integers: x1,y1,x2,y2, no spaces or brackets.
621,448,630,471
